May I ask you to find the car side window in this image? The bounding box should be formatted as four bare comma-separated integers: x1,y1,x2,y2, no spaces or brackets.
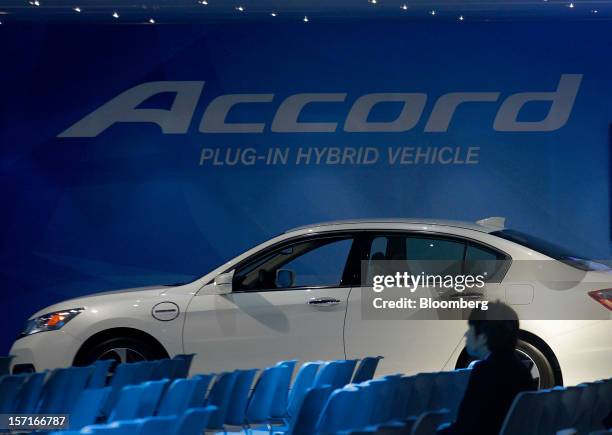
364,233,508,282
233,237,354,291
464,243,507,282
405,237,465,276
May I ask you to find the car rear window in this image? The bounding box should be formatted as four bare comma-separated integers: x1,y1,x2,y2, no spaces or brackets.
491,229,608,271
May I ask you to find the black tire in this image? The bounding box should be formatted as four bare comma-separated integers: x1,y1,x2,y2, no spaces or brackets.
457,339,557,389
75,335,167,368
515,339,556,389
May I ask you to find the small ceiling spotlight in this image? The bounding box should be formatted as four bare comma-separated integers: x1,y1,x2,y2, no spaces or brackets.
149,18,155,23
429,9,436,16
303,15,309,22
591,9,599,13
112,11,119,18
235,5,244,11
458,14,464,21
29,0,40,6
368,0,377,4
270,12,277,16
198,0,208,4
568,2,574,8
73,6,81,12
401,4,408,10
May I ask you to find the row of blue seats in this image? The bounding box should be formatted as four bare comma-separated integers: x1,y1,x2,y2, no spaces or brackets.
0,354,195,418
50,406,218,435
109,357,382,431
3,355,383,433
284,369,471,435
500,378,612,435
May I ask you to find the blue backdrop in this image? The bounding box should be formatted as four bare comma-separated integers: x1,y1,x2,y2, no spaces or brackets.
1,21,609,354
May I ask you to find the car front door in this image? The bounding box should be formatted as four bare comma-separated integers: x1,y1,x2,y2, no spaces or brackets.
183,233,359,373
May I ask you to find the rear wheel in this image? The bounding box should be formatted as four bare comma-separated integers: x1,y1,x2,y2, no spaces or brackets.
514,339,555,389
458,339,557,389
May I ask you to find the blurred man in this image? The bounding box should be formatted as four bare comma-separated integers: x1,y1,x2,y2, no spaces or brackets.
438,302,535,435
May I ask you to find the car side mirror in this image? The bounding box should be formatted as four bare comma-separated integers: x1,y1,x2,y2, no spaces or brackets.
207,270,234,295
276,269,295,288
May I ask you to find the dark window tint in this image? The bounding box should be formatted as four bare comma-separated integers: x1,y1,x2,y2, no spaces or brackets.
405,237,465,276
234,237,354,291
491,229,606,272
464,243,507,281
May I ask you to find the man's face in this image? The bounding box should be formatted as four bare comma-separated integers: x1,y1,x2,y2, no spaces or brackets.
465,325,488,359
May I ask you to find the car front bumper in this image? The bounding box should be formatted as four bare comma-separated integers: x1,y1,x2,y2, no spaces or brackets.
9,329,84,373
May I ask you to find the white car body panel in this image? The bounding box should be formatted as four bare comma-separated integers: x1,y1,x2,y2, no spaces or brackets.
183,287,349,373
9,219,612,386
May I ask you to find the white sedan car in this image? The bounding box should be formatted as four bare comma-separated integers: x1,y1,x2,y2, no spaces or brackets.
9,218,612,388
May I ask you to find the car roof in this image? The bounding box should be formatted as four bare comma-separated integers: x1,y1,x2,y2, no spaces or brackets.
285,218,503,234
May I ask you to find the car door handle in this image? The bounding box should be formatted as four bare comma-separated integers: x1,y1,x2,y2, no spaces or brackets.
450,293,483,300
308,297,341,306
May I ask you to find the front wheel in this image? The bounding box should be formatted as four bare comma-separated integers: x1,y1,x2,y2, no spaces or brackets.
75,335,167,369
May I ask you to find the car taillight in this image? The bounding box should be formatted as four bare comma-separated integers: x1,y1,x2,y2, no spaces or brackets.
588,289,612,311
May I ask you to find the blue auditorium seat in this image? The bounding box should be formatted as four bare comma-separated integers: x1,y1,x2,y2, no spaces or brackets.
172,353,196,378
0,355,14,375
290,385,333,435
106,378,167,421
312,360,345,388
499,390,545,435
0,373,29,412
82,420,143,434
102,363,149,416
271,360,298,419
352,356,383,384
205,371,239,429
405,373,436,417
189,373,214,407
224,368,258,426
38,366,94,413
108,384,148,423
69,387,111,429
88,360,113,388
592,379,612,430
15,371,47,413
429,369,471,422
157,378,200,416
559,386,585,432
368,376,402,426
411,410,449,435
316,385,361,433
245,365,285,427
134,379,169,418
388,375,415,421
130,361,158,384
136,415,177,435
149,359,182,381
286,361,322,419
331,359,358,390
174,406,217,435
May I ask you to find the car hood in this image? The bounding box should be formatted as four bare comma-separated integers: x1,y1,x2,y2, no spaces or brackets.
29,283,201,319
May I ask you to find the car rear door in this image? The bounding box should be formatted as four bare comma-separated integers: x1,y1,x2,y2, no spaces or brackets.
345,231,474,376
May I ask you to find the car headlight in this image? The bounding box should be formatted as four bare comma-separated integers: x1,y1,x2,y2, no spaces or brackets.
20,308,85,337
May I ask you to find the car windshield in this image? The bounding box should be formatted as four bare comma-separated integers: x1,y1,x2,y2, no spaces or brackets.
491,229,609,272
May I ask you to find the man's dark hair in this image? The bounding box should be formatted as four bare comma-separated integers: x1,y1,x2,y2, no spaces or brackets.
468,302,520,353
